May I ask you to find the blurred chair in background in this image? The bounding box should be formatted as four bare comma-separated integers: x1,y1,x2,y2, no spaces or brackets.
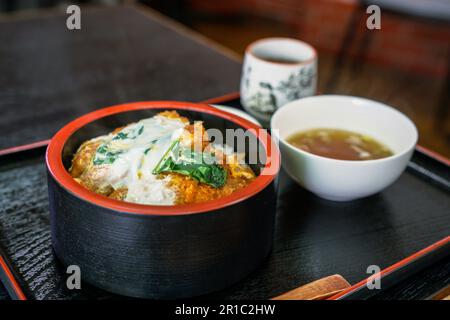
0,0,129,12
327,0,450,132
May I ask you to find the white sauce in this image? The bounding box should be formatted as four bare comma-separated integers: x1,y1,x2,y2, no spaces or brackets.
91,115,187,205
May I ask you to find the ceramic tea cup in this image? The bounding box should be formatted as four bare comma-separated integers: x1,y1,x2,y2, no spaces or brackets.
240,37,317,125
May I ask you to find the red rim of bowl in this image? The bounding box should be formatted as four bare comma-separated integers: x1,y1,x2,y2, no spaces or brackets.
46,101,280,216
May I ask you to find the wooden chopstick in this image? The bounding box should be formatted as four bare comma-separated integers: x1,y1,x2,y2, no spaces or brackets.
428,285,450,300
271,274,351,300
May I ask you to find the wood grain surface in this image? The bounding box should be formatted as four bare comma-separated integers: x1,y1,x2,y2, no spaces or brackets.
0,5,241,151
0,281,10,300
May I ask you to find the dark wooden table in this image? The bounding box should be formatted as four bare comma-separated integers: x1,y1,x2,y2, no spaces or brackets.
0,4,448,300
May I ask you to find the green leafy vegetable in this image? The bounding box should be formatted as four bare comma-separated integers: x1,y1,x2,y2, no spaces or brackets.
93,145,123,165
95,125,147,165
152,139,227,188
113,132,128,140
112,125,144,141
144,139,158,155
96,145,108,154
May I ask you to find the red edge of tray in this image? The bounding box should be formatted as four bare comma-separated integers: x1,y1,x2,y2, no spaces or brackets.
328,235,450,300
0,91,448,300
0,255,26,300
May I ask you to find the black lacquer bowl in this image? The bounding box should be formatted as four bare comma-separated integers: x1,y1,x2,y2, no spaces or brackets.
46,101,280,299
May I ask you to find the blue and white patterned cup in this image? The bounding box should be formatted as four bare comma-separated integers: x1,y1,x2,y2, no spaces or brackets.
240,38,318,125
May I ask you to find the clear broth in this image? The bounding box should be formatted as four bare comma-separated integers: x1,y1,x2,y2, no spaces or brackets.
287,128,393,161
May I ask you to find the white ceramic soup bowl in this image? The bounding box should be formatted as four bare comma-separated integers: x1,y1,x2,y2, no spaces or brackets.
271,95,418,201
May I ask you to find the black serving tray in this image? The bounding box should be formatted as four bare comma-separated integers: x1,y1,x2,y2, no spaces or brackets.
0,96,449,300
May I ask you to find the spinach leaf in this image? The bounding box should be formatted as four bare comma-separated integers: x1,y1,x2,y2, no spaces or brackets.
93,145,123,165
113,132,128,140
96,145,108,154
153,140,227,188
94,125,147,165
112,125,144,141
144,139,158,155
